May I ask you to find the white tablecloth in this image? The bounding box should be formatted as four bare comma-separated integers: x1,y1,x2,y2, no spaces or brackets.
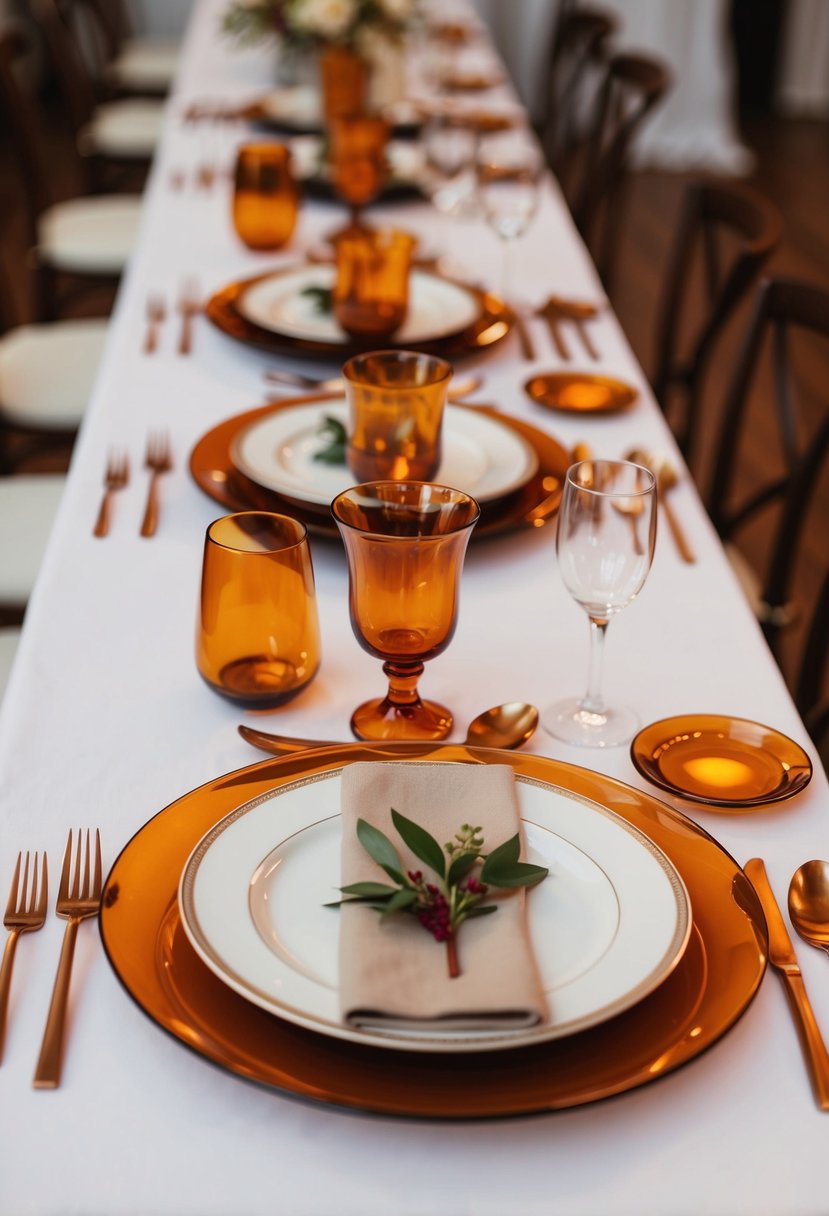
1,4,827,1213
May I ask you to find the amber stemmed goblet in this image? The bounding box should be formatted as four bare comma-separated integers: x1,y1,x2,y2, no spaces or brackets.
331,482,480,740
342,349,452,482
328,113,390,240
542,460,656,747
196,512,321,707
232,142,299,251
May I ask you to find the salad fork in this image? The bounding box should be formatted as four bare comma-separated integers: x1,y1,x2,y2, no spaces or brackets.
93,452,130,538
140,431,173,538
0,852,48,1063
143,294,166,354
33,829,102,1089
177,278,201,355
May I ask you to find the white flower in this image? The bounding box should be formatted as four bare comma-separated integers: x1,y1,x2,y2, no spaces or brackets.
376,0,414,21
289,0,356,39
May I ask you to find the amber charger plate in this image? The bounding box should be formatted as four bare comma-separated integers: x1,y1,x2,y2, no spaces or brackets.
524,372,638,415
189,395,570,539
205,266,512,362
631,714,813,811
99,743,767,1120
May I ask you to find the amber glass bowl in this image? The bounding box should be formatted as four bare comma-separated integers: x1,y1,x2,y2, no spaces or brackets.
232,143,299,251
196,512,321,707
331,481,479,740
342,349,452,483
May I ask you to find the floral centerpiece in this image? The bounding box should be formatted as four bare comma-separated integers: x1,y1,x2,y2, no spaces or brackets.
222,0,418,53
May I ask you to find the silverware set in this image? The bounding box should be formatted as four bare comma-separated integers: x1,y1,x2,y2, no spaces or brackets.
93,433,173,538
1,832,102,1088
535,295,603,362
142,283,201,355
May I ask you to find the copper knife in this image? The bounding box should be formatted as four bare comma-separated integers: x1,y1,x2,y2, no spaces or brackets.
745,857,829,1110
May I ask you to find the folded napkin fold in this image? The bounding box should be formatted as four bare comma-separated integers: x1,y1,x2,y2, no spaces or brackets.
338,761,547,1032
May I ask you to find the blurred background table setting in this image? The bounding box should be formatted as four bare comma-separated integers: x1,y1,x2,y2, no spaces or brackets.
0,0,827,1213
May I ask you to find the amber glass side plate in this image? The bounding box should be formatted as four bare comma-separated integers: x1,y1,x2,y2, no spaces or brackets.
524,372,638,415
189,396,570,539
99,744,767,1119
206,269,512,361
631,714,813,810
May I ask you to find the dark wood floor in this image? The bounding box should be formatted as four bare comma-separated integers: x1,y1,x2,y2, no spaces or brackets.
2,97,827,755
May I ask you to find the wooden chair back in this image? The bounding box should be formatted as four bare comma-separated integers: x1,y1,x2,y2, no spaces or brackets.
707,277,829,659
653,179,782,467
0,25,56,246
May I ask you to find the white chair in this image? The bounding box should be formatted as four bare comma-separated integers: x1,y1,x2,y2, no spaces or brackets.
0,25,143,318
0,474,67,607
68,0,180,96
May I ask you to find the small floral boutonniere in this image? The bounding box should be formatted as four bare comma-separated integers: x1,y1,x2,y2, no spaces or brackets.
328,811,548,977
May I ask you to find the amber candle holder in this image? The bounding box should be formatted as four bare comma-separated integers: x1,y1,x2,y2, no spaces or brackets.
232,143,299,251
328,113,390,239
333,228,416,340
331,481,479,741
342,349,451,483
196,512,321,708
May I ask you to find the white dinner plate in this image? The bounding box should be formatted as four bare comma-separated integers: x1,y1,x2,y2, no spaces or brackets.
235,265,482,346
229,400,539,506
178,767,691,1053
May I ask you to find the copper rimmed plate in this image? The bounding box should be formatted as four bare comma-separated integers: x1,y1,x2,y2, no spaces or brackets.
206,265,512,361
99,743,767,1119
189,396,569,539
630,714,813,810
524,372,638,415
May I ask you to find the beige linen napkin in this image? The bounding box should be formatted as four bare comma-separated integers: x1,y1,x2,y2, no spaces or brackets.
338,761,547,1031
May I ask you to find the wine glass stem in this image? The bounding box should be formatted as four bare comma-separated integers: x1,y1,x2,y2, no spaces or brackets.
499,238,512,303
581,616,609,714
382,659,425,708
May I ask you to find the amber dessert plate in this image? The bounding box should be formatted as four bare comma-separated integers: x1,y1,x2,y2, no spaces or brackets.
631,714,813,810
99,744,767,1118
524,372,638,415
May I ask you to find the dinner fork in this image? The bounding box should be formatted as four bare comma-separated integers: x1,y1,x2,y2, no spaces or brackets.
140,431,173,538
93,452,130,538
0,852,48,1064
143,294,166,355
177,277,201,355
33,829,102,1089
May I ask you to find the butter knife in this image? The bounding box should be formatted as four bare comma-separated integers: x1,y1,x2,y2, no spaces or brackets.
745,857,829,1110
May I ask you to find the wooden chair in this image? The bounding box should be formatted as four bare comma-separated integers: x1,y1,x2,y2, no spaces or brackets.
570,51,671,288
796,565,829,760
707,277,829,679
540,4,618,184
0,24,143,320
26,0,163,189
652,179,782,469
57,0,180,98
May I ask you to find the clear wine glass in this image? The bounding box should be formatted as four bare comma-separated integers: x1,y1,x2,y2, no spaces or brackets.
543,459,657,747
475,126,542,302
420,110,478,272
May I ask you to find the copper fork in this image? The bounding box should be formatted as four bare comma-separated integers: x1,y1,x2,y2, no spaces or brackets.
177,277,201,355
93,452,129,538
0,852,48,1063
33,830,102,1089
143,293,166,354
140,431,173,538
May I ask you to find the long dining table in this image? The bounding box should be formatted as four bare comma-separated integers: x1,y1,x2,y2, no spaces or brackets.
2,2,828,1213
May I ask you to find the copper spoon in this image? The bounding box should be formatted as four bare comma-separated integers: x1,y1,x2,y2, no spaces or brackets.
625,448,696,564
789,861,829,957
238,701,539,756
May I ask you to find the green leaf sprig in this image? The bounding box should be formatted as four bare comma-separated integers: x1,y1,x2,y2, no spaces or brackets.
300,284,333,315
313,414,347,464
328,811,548,978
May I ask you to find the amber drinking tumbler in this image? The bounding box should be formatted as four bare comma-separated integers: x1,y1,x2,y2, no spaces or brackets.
232,143,299,251
196,512,321,707
342,349,452,483
331,481,479,740
333,228,416,339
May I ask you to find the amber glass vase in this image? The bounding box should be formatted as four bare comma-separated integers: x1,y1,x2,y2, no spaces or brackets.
331,482,479,740
333,228,416,339
232,143,299,251
342,349,451,482
196,513,321,707
319,45,368,121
